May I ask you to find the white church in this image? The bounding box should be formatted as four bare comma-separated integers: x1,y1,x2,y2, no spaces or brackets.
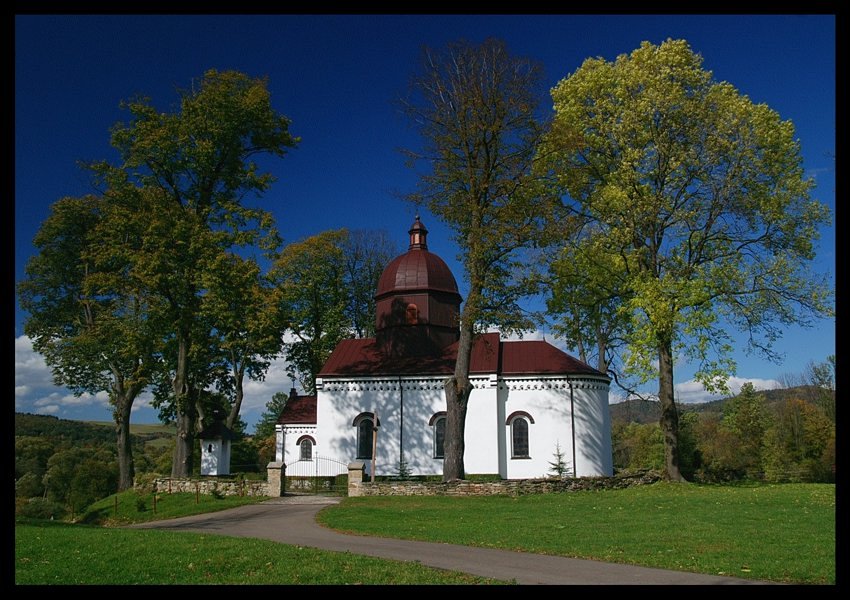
274,217,613,480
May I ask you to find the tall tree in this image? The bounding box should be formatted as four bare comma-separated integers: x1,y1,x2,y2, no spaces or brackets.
91,69,297,476
200,252,284,430
540,39,833,481
18,195,156,490
763,397,834,482
802,355,835,423
546,229,632,376
342,229,400,338
254,390,291,439
401,38,553,481
272,229,349,394
720,382,771,478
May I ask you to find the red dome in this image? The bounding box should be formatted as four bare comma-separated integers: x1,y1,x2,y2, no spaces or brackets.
375,249,460,299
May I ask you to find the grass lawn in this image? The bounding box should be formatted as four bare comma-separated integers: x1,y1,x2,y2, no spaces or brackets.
317,482,835,584
15,520,507,585
80,490,270,526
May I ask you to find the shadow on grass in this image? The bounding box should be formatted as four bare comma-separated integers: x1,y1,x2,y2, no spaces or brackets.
78,507,111,525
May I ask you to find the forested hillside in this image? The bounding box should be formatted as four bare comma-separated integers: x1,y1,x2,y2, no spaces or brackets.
15,412,265,520
610,385,835,483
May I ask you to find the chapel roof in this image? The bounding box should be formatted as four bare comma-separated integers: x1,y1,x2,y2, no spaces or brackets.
277,394,317,425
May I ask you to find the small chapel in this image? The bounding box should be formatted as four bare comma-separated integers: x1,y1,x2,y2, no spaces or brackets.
274,217,613,480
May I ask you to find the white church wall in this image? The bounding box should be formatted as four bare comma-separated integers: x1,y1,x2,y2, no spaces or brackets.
572,381,614,477
395,381,447,476
500,379,574,479
317,376,501,477
311,373,612,480
280,424,317,467
462,380,500,475
496,385,509,478
316,379,404,477
499,376,613,479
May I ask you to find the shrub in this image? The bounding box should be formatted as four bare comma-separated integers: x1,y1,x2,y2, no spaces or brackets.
15,472,44,499
16,497,67,520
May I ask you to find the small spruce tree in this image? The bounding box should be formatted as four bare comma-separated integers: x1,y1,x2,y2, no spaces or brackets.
548,441,571,479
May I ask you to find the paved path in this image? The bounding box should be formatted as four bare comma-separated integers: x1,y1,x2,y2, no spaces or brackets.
129,495,774,585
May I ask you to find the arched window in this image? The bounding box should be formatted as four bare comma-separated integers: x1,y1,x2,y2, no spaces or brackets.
295,435,316,461
353,413,376,459
506,411,534,459
430,412,447,459
299,438,313,461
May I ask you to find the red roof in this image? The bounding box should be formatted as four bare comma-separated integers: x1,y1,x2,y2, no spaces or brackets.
500,340,600,375
375,249,461,299
277,395,317,424
318,332,604,378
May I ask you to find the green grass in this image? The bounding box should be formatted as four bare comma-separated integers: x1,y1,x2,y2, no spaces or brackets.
15,520,507,585
317,482,835,584
80,489,270,526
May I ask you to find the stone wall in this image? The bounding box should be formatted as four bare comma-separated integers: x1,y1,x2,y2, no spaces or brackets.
151,477,269,497
348,468,662,497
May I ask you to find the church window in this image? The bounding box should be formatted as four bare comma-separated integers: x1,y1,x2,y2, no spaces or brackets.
300,438,313,461
429,411,447,458
434,417,446,458
512,418,529,458
354,413,376,459
506,411,535,459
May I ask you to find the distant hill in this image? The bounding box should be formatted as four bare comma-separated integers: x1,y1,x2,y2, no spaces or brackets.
610,385,833,425
15,413,173,448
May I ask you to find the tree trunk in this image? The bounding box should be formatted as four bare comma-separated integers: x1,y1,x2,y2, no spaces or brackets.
596,324,608,374
226,359,244,430
114,395,135,491
171,329,195,477
443,298,477,482
658,335,686,482
171,412,195,477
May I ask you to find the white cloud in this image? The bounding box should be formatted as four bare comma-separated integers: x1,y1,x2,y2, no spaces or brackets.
674,380,717,404
241,354,295,414
16,335,115,419
15,335,54,386
673,376,781,404
724,376,782,395
608,390,629,405
32,390,109,408
14,332,297,428
130,392,155,412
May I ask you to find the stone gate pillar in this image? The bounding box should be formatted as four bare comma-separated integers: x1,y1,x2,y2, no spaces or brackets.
267,461,286,497
348,461,366,497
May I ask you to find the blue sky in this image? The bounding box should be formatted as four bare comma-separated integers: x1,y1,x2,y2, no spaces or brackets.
14,14,835,429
